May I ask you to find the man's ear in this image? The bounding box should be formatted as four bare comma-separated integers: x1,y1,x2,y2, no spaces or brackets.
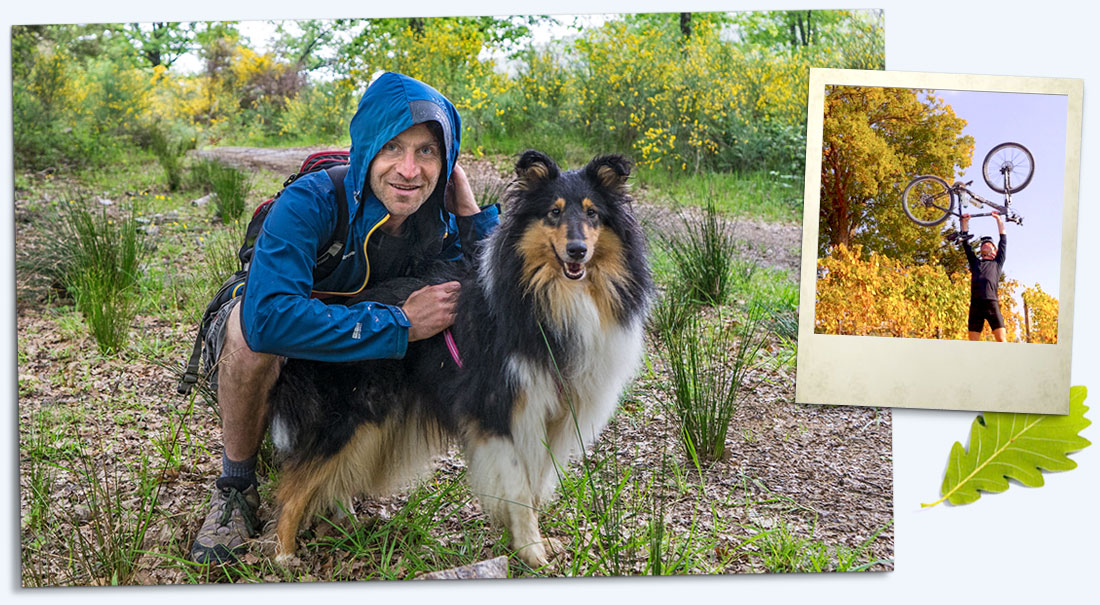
514,150,560,190
583,154,633,195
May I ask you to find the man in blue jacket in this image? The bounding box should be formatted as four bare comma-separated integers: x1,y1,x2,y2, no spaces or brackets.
190,73,499,564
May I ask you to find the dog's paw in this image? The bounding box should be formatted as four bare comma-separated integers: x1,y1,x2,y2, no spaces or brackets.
274,551,301,567
515,536,564,568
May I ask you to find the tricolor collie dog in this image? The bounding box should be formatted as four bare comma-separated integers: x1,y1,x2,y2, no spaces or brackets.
267,151,652,567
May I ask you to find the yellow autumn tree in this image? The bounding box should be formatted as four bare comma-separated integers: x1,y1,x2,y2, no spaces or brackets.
816,245,1053,342
1021,285,1059,344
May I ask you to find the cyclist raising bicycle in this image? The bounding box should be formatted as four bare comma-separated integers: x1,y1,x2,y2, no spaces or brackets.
958,211,1008,342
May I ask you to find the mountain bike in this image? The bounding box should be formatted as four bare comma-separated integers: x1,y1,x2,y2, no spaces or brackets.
901,142,1033,228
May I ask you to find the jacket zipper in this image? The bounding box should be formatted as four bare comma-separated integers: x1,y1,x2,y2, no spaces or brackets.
312,213,391,297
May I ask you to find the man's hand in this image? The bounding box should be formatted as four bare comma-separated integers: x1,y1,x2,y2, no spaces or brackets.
960,213,970,232
445,164,480,217
992,210,1006,234
402,281,460,342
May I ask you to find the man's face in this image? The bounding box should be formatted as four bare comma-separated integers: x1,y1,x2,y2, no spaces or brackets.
368,123,443,224
980,242,996,259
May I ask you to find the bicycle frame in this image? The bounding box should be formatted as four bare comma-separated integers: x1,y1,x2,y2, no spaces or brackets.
955,183,1023,225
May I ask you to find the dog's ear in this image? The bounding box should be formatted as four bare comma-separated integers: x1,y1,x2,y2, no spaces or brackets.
584,154,633,194
514,150,560,190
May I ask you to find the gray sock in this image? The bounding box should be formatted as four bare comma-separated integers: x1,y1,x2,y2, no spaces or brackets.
220,451,258,487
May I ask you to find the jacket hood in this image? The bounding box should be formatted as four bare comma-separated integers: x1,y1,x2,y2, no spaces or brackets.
347,72,462,210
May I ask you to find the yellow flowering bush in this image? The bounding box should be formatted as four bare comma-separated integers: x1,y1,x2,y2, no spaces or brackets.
815,244,1055,342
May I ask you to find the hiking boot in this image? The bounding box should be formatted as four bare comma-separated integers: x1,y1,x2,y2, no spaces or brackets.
190,476,261,564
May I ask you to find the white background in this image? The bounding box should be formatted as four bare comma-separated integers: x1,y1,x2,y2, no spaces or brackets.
3,0,1096,602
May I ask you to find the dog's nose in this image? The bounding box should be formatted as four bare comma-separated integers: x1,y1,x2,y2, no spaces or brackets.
566,241,587,261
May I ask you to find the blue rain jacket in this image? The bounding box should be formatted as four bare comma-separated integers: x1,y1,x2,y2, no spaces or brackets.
239,73,499,362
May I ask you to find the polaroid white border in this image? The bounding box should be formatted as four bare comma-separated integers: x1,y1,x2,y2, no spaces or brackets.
795,68,1082,413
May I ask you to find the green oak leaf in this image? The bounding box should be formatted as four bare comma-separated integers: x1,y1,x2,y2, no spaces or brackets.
923,386,1091,507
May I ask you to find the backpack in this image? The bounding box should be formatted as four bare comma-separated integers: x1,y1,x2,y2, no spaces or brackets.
177,150,351,395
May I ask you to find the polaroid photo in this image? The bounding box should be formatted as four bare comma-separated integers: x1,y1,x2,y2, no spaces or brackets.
796,68,1082,413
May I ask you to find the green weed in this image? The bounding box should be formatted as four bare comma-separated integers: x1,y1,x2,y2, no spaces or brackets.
661,305,769,462
202,161,253,224
752,520,888,573
148,128,192,192
311,473,498,579
657,199,744,308
58,201,146,354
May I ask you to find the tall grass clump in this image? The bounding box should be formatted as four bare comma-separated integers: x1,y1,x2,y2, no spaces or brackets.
658,199,741,307
59,202,146,354
208,161,253,224
662,305,769,462
148,128,190,192
648,285,695,337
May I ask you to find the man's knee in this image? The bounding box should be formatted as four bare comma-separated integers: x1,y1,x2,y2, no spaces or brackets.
220,303,281,381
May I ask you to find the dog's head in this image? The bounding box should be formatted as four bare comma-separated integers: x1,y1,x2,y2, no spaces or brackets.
506,150,634,286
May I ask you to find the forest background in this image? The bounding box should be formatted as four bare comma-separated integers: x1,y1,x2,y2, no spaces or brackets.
13,11,883,181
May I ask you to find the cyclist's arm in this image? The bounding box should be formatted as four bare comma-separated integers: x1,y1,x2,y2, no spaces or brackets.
961,236,979,271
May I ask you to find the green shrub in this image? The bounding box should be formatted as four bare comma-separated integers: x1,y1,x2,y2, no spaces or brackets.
662,305,768,462
658,199,742,307
148,129,191,191
208,162,253,224
59,202,145,354
278,80,356,145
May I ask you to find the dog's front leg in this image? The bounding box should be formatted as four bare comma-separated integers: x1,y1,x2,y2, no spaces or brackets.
465,435,557,568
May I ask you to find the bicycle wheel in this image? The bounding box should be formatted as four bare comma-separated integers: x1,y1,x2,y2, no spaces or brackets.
902,175,954,226
982,142,1034,194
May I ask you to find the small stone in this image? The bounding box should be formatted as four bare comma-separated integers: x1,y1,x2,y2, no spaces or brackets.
415,556,509,580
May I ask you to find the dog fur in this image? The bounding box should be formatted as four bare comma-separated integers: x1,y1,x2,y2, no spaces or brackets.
267,150,653,567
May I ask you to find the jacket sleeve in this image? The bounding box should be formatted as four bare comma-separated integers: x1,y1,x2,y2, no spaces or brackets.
435,203,501,262
996,233,1007,268
239,176,410,362
961,237,979,273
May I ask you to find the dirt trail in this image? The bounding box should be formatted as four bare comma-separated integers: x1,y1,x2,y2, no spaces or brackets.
191,146,805,277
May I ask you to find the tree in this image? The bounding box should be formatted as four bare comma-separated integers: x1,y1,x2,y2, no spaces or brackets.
732,10,884,69
124,22,195,68
1021,285,1059,344
271,19,358,74
819,85,974,267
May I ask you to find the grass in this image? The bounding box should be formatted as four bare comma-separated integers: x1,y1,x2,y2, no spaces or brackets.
655,200,743,308
208,161,253,224
471,127,594,170
637,168,803,223
661,305,770,462
21,431,163,586
56,200,146,354
753,520,892,573
149,128,192,192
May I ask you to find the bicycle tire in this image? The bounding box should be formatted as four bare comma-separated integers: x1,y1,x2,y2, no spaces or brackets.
982,142,1034,194
902,175,954,226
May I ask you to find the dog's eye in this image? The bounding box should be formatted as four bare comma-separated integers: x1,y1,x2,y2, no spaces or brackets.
586,208,598,218
548,208,562,218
